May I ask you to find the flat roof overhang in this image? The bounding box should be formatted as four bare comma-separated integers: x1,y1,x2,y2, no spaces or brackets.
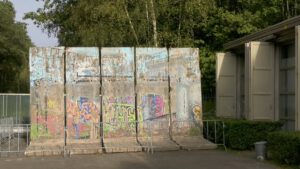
224,15,300,50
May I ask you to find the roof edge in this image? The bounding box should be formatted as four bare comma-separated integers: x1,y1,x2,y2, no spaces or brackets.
224,15,300,50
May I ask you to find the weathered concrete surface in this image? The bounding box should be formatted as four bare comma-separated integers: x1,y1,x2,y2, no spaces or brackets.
136,48,170,123
29,47,209,154
101,48,137,153
25,145,63,157
30,47,65,141
173,136,217,150
169,48,202,133
25,139,64,156
101,48,136,137
65,47,100,140
25,139,103,156
66,143,102,155
1,150,279,169
139,136,180,151
103,137,142,153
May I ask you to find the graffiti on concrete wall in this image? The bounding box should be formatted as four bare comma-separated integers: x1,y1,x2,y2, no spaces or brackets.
136,48,169,136
169,48,202,136
66,47,100,139
101,48,136,137
66,97,99,139
136,48,169,121
30,47,64,140
30,47,202,140
102,96,135,123
140,94,165,120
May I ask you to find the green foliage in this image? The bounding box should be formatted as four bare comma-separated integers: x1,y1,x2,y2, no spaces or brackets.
267,131,300,165
224,120,282,150
202,99,215,117
200,47,216,95
24,0,300,96
0,1,32,93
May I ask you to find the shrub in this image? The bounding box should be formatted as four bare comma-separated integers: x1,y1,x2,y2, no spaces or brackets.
223,120,282,150
267,131,300,165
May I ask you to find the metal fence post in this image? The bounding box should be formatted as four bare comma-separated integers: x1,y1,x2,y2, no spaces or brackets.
26,124,29,146
206,121,209,139
223,121,227,151
18,125,20,152
5,95,8,117
8,127,11,152
214,121,217,144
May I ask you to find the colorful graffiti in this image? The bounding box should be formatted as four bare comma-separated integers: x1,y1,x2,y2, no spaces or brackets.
30,47,64,140
30,47,203,142
136,48,169,138
103,96,135,123
140,94,165,120
66,97,99,139
101,48,136,138
102,96,136,137
136,48,169,121
66,47,100,139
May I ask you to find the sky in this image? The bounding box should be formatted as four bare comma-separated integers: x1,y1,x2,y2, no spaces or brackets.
10,0,58,47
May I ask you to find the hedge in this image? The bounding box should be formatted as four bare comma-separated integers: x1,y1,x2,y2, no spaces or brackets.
267,131,300,165
223,120,282,150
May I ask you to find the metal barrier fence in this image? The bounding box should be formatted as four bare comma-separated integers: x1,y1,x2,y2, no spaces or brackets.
0,124,30,153
0,94,225,155
0,94,30,124
203,120,226,150
0,120,226,156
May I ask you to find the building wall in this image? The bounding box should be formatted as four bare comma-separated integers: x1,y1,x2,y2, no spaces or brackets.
217,40,300,131
279,44,295,131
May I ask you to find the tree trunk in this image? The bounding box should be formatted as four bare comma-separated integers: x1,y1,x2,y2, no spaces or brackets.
295,0,298,15
287,0,290,18
177,1,182,46
123,1,139,46
145,0,150,46
149,0,158,47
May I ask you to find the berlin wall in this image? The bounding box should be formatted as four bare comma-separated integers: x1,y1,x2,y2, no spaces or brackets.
29,47,202,143
30,47,65,141
169,48,202,137
65,47,100,140
101,48,136,138
136,48,170,137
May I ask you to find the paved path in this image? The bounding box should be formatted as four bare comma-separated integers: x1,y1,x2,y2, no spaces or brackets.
0,150,279,169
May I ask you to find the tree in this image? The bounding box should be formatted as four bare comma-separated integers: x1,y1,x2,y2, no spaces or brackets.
0,1,32,93
25,0,300,96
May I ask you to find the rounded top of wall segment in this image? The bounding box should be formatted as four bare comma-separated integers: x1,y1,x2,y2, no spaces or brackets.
66,47,99,57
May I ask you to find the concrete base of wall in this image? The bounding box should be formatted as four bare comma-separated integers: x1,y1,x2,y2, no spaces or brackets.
103,137,142,153
25,145,64,156
25,139,103,156
24,136,217,156
173,136,218,150
139,137,180,151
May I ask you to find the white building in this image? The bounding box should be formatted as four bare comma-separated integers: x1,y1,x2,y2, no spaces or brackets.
216,16,300,131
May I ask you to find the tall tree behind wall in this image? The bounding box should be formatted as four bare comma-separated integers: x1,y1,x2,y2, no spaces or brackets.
25,0,300,96
0,1,32,93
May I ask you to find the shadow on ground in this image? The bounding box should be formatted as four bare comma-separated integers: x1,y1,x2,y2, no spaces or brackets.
0,150,279,169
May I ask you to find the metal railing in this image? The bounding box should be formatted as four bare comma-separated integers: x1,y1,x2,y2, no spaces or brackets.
203,120,226,150
0,124,30,153
0,94,225,155
0,120,226,156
